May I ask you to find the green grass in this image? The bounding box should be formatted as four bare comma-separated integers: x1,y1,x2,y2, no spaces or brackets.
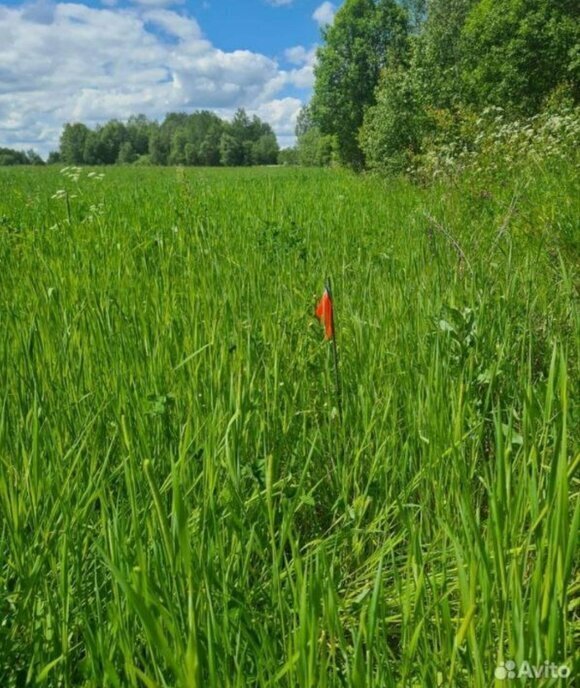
0,162,578,687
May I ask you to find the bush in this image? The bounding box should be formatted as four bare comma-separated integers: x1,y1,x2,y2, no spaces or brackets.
359,66,432,173
413,105,580,182
278,148,299,166
133,154,152,166
297,128,337,167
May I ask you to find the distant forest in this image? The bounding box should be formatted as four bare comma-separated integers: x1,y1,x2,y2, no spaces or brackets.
0,109,280,167
0,148,45,167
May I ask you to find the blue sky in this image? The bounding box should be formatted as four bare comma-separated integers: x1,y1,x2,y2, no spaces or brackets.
0,0,339,154
197,1,323,56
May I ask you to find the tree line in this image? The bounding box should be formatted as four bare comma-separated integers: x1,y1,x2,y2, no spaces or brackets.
1,109,280,167
0,148,45,166
58,109,280,167
296,0,579,171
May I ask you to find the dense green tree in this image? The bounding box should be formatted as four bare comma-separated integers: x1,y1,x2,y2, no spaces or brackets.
297,128,318,167
126,115,153,155
248,114,274,142
411,0,476,108
25,150,44,165
0,148,45,165
401,0,427,32
184,111,224,161
60,123,90,164
55,110,278,167
83,130,103,165
47,151,61,165
219,133,244,166
97,120,128,164
225,109,277,164
360,64,431,171
0,148,32,165
295,104,336,167
184,142,198,166
199,126,222,166
251,132,279,165
303,0,579,173
168,130,189,166
278,147,299,165
230,109,252,140
295,105,315,138
117,141,137,164
461,0,579,113
359,0,474,170
311,0,408,167
149,129,169,165
297,128,336,167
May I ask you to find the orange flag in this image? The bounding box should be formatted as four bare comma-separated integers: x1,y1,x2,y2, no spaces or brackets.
315,288,334,340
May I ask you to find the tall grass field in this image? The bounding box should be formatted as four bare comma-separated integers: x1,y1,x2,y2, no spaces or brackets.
0,162,578,686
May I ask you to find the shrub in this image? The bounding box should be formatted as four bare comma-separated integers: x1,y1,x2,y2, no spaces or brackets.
359,66,432,173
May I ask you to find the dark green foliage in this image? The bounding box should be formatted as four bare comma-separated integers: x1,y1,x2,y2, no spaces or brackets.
412,0,477,109
82,130,101,165
127,114,154,156
309,0,579,172
53,109,278,167
278,147,299,165
117,141,137,165
183,142,198,166
0,148,45,166
295,104,315,138
219,132,245,166
461,0,580,113
59,122,91,164
297,128,336,167
96,120,128,164
251,133,279,165
400,0,427,31
224,109,280,166
169,129,189,166
198,125,222,166
25,150,44,166
359,64,430,171
295,104,337,167
149,128,169,165
311,0,408,168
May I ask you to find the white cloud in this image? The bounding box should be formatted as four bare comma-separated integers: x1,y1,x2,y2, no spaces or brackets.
284,45,316,66
312,1,335,27
283,45,317,89
265,0,293,6
130,0,184,7
287,65,315,89
253,97,302,136
251,97,302,149
0,3,309,154
143,8,202,40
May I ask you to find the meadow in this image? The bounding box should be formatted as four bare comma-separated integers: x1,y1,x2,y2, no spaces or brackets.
0,161,578,686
